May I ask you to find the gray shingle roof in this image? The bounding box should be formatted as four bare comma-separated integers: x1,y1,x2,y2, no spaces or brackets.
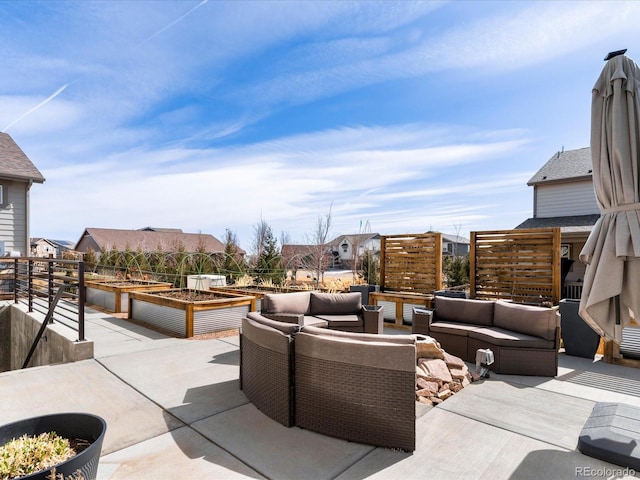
515,214,600,233
329,233,380,248
76,228,227,253
527,147,592,185
0,133,45,183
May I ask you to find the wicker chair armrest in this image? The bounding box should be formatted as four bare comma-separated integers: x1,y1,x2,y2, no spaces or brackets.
263,313,304,325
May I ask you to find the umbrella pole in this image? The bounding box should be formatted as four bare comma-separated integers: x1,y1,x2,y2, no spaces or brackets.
611,295,622,360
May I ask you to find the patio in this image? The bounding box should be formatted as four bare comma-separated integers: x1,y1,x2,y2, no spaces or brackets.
0,302,638,479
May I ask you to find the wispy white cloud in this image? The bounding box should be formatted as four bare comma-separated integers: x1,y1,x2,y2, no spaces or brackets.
2,84,69,132
140,0,209,45
30,122,531,245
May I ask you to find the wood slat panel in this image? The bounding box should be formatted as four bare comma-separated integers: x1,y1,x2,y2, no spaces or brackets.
379,233,442,294
470,228,561,305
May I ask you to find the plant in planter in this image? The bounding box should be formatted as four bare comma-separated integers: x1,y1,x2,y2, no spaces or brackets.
0,413,106,480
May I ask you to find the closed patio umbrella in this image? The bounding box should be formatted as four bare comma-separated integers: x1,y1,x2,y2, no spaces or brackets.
579,51,640,343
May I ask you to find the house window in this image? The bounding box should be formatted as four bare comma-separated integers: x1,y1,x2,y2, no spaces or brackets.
0,184,4,206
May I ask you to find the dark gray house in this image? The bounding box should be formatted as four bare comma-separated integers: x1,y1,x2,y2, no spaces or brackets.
0,133,45,256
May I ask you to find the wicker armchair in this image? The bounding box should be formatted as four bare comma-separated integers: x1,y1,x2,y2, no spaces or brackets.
240,314,299,427
294,327,417,451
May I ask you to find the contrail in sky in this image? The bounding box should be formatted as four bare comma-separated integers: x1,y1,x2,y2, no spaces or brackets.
142,0,209,45
3,84,69,132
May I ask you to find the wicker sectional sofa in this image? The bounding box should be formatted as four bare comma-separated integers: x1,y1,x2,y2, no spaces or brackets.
412,296,560,376
260,291,384,334
240,311,417,451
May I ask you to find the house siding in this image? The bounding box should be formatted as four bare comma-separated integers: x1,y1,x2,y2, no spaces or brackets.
536,181,599,218
0,180,27,255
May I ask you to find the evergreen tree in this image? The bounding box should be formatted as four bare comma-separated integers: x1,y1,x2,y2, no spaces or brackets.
222,229,245,283
253,223,284,284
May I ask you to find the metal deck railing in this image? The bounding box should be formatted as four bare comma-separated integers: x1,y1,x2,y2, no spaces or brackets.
1,257,85,341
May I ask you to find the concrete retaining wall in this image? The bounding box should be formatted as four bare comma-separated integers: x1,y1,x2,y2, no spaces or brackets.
0,303,93,372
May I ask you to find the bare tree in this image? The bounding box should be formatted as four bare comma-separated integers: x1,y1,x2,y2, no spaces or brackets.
302,205,333,288
279,231,291,248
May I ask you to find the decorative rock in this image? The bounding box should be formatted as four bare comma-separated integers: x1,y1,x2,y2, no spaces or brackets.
415,336,445,359
449,367,470,381
437,388,453,400
443,351,466,369
416,380,439,396
418,358,453,383
415,348,472,404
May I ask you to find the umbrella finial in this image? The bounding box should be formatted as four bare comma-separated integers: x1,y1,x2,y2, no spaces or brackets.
604,49,627,61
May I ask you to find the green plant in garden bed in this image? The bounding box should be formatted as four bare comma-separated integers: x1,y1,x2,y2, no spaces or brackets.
0,432,85,480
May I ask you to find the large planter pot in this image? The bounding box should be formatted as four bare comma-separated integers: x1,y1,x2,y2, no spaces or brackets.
128,289,255,337
85,279,173,313
559,298,601,358
0,412,106,480
349,285,379,305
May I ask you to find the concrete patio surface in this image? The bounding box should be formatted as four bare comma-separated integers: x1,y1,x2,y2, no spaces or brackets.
1,303,639,479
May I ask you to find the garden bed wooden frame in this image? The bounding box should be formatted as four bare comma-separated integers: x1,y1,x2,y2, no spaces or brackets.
128,289,255,338
85,279,173,313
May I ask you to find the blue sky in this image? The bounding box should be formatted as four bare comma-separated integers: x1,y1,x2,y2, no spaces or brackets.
2,1,640,251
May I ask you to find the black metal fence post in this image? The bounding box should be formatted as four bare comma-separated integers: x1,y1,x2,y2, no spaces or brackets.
78,261,85,342
13,258,18,304
48,261,54,311
28,259,33,312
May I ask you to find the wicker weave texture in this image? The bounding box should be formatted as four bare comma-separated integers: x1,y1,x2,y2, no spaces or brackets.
241,336,294,427
295,354,415,451
430,331,468,360
497,347,557,376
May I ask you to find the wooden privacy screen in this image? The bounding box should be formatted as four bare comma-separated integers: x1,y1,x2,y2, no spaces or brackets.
379,233,443,294
470,228,561,305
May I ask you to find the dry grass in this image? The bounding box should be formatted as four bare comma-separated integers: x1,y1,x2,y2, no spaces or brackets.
0,433,77,480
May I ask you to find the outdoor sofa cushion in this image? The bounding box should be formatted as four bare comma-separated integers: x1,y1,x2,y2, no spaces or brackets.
313,313,363,328
434,296,495,326
429,321,482,337
493,301,558,341
300,325,415,344
262,291,311,315
468,327,555,349
309,292,362,315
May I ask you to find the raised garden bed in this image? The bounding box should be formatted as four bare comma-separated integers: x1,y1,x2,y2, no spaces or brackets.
128,289,255,338
85,279,173,313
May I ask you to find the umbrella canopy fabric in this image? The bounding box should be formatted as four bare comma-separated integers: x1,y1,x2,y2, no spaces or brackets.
579,54,640,343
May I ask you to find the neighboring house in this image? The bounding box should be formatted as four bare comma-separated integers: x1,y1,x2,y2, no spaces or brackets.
441,233,470,257
0,133,45,256
515,147,599,293
74,227,232,256
30,238,74,258
281,233,381,279
327,233,381,270
281,244,314,270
